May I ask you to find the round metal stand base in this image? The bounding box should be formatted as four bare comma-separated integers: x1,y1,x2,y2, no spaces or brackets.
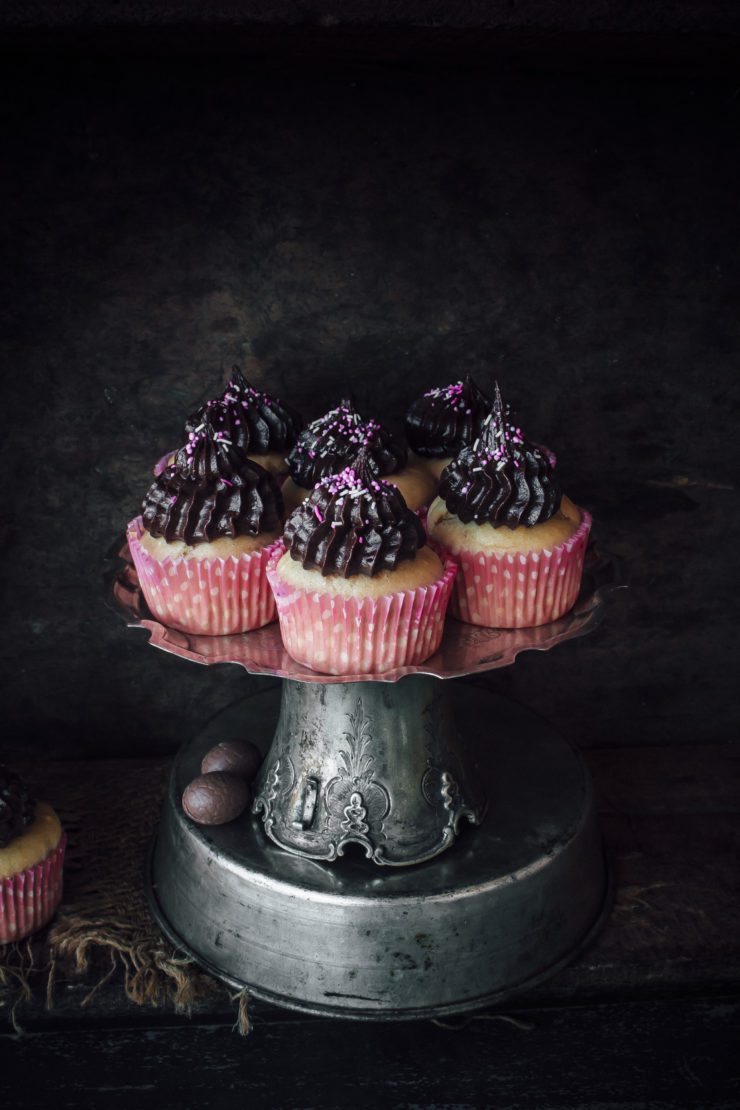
147,684,610,1020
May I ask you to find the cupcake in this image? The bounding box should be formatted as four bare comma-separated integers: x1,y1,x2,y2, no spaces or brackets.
155,367,304,481
267,448,457,675
405,375,493,480
128,418,283,635
0,767,65,944
282,398,436,515
183,367,303,482
426,384,591,628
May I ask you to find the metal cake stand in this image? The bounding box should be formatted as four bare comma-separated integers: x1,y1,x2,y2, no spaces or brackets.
107,539,625,1020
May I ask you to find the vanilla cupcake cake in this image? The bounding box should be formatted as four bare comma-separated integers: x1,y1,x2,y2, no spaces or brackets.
0,767,65,944
405,375,493,480
282,398,436,515
268,448,457,675
128,418,283,635
427,384,591,628
183,367,303,482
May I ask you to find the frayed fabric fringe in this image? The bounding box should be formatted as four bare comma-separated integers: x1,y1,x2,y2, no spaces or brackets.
0,939,35,1033
47,916,219,1012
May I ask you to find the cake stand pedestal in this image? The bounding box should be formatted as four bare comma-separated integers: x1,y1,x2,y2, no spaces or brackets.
108,542,624,1019
251,675,486,866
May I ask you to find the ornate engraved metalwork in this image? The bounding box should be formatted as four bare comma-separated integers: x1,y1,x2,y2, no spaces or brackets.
253,756,296,841
250,678,487,867
420,691,485,837
323,698,391,860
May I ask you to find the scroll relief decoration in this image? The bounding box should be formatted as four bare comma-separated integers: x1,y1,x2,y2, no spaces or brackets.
323,699,391,859
253,698,391,863
420,692,484,837
253,690,485,866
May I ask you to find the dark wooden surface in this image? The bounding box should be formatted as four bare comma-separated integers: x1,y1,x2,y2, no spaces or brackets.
4,1,740,33
3,998,740,1109
1,739,738,1107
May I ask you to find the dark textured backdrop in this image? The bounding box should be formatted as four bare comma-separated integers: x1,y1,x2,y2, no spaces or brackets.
1,38,738,758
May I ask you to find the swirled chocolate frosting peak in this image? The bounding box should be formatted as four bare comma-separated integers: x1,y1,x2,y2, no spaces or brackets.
287,398,407,489
283,448,425,577
0,766,36,849
438,383,561,528
142,418,283,544
184,366,303,454
405,374,493,458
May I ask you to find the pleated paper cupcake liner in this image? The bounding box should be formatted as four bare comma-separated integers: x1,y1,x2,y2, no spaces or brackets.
0,834,66,945
266,544,458,676
448,509,592,629
127,517,279,636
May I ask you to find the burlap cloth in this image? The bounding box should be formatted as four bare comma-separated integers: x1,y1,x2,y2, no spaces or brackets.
0,759,250,1033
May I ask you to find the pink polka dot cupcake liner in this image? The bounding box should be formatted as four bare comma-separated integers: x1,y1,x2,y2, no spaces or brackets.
127,516,279,636
266,543,458,676
447,509,592,629
0,834,66,945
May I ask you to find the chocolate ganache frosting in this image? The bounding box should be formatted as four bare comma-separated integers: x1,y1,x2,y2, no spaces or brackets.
283,449,425,577
287,399,407,489
405,375,493,458
142,420,283,544
438,384,561,528
0,767,36,849
185,367,303,454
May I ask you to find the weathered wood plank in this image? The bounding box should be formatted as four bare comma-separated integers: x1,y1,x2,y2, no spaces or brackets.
1,997,738,1109
585,744,740,815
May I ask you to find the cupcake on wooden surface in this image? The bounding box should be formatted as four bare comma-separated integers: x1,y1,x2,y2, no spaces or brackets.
0,767,65,944
268,448,457,675
128,418,283,635
282,398,436,515
426,383,590,629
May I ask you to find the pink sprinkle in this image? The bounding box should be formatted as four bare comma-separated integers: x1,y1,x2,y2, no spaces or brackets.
222,478,234,487
314,506,324,523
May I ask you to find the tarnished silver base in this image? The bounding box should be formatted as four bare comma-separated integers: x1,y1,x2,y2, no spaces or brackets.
148,685,610,1019
253,677,485,866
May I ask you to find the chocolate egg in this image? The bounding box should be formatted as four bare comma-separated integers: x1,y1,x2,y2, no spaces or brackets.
201,740,262,782
182,772,250,826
